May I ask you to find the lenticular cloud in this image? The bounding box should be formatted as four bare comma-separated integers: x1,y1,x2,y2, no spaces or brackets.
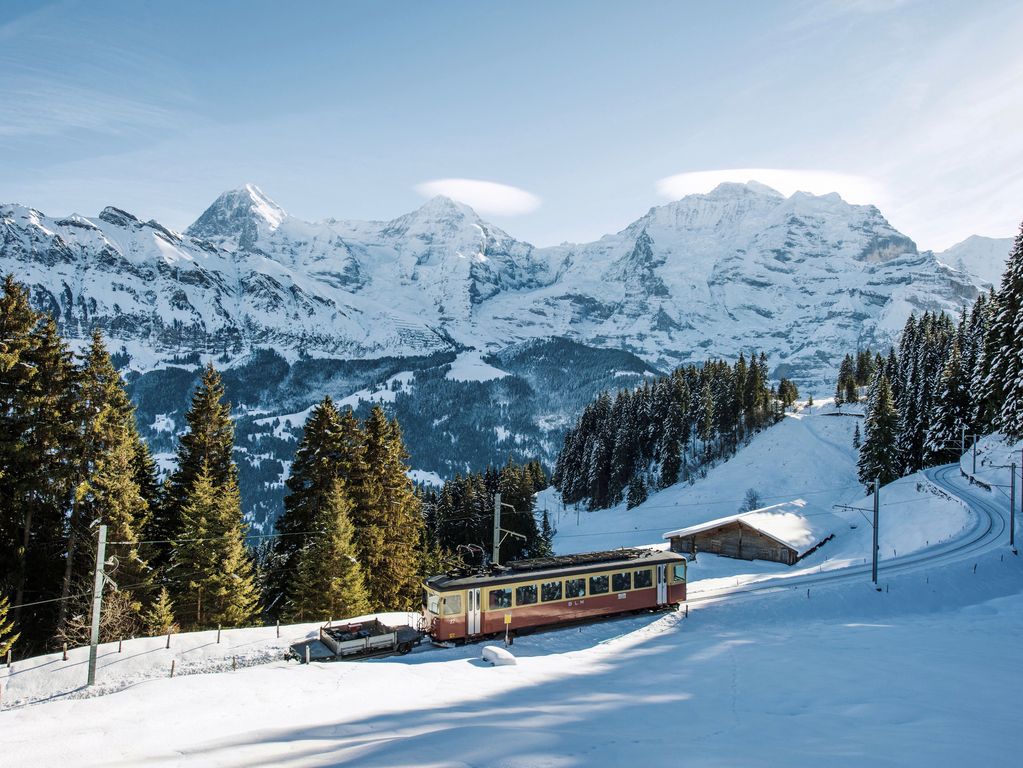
415,179,540,216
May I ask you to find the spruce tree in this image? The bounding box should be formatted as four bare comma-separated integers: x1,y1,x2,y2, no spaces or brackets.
285,480,370,622
0,594,19,656
170,466,258,629
626,476,648,509
858,372,900,490
142,587,178,635
62,330,150,628
163,364,237,562
0,289,78,647
853,422,861,450
925,341,969,464
269,396,346,616
360,406,424,610
988,222,1023,438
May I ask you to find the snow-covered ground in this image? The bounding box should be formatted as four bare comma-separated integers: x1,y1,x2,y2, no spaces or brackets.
547,403,969,571
3,412,1021,766
2,486,1020,766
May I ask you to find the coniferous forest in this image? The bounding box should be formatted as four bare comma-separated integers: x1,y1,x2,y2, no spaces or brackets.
849,225,1023,491
553,353,786,511
0,275,432,656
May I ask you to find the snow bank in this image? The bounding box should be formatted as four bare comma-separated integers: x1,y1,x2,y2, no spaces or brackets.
481,646,517,666
0,611,418,709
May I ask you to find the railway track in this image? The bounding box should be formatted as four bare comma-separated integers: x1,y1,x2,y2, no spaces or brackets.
684,463,1008,607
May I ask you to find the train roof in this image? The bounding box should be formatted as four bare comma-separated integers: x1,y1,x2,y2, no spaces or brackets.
424,547,684,591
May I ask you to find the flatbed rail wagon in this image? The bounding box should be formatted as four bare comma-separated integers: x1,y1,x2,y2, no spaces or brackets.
291,618,423,662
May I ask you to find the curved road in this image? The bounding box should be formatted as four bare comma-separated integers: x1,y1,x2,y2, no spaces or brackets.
685,462,1010,606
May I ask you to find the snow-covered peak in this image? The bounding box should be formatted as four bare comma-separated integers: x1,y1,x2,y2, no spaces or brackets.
383,196,484,238
705,180,785,199
185,184,287,247
937,234,1013,287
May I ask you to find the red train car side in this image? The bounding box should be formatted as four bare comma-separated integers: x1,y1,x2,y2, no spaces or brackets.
422,548,686,642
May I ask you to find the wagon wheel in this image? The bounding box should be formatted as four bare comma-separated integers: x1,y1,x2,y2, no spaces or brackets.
397,641,413,655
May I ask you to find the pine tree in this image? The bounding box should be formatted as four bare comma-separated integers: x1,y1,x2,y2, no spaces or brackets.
62,330,150,628
989,222,1023,438
360,406,424,610
163,364,237,563
170,467,258,629
0,594,19,657
858,372,900,490
535,509,555,558
268,397,347,617
285,480,371,623
626,476,648,509
0,287,78,647
925,341,969,464
853,422,861,450
142,587,178,635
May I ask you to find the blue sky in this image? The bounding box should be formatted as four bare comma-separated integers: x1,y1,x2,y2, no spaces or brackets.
1,0,1020,250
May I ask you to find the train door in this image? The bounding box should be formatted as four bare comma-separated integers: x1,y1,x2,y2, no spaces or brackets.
467,588,481,635
656,565,667,604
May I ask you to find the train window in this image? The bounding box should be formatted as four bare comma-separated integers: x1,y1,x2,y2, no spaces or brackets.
442,594,462,615
612,572,631,592
516,584,538,606
589,575,609,595
426,592,441,614
673,563,687,582
541,581,563,602
634,569,653,588
565,578,586,598
489,588,512,609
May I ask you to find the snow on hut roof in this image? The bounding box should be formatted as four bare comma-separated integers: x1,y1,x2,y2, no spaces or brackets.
662,499,836,556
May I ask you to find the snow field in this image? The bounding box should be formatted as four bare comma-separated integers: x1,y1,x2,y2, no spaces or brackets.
2,542,1021,767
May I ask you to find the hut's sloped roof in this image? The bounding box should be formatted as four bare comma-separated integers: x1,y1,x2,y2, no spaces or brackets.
662,499,836,556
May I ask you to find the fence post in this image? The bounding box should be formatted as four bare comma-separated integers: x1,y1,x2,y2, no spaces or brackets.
217,625,221,644
62,643,68,661
166,631,172,649
170,660,175,677
276,620,280,638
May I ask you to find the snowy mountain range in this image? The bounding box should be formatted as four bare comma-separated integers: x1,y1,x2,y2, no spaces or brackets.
0,181,1001,381
0,181,1008,527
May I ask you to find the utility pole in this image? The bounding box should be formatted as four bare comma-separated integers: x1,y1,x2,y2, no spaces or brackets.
87,524,108,687
872,478,880,589
493,492,502,566
960,424,965,455
1011,463,1017,553
972,434,977,475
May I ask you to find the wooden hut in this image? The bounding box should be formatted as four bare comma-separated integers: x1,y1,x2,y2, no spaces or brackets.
662,501,835,566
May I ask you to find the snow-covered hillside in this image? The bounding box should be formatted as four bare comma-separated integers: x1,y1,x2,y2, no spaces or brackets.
2,444,1020,767
1,182,986,383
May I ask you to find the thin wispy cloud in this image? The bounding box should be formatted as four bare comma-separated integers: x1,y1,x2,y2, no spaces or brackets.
656,169,886,207
415,179,541,216
0,80,183,138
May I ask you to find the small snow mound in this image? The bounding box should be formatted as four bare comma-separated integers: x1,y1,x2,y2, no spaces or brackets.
481,646,516,666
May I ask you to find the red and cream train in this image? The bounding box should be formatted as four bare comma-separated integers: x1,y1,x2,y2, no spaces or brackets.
422,548,687,641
